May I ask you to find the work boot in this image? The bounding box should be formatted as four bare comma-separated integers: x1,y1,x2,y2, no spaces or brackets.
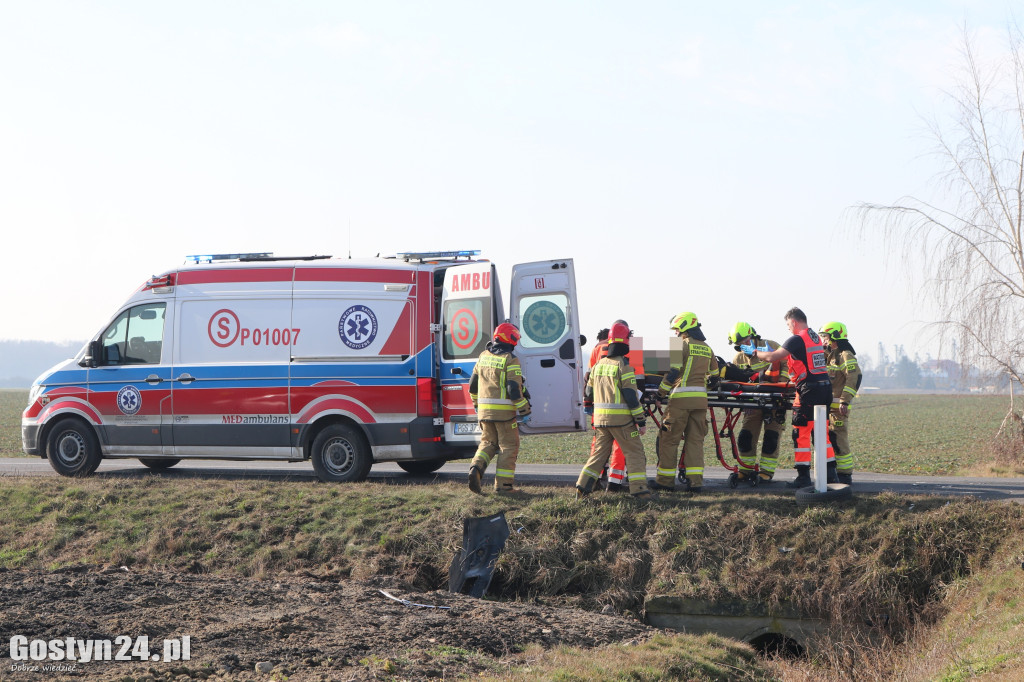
758,471,774,483
575,486,591,500
837,472,853,485
632,490,657,503
826,461,839,484
787,465,812,489
648,479,676,492
495,484,519,495
606,482,627,493
468,466,483,495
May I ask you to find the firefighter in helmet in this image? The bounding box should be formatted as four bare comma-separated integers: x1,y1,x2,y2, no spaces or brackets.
753,307,835,488
653,312,718,493
728,321,790,483
819,321,861,485
585,320,645,492
468,323,532,494
575,321,652,499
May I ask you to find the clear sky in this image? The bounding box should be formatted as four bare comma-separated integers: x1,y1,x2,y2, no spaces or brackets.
0,1,1013,367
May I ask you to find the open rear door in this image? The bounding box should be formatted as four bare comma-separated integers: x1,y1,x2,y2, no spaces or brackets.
439,262,500,444
510,259,586,433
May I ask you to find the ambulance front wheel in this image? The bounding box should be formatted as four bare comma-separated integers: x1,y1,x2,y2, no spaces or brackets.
311,424,372,482
46,417,102,477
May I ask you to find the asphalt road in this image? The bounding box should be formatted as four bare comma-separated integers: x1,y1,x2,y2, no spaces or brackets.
3,457,1024,502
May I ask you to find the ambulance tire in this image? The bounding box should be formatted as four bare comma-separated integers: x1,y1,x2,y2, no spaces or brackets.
138,458,181,470
311,424,372,482
794,483,852,506
397,458,447,475
46,418,102,477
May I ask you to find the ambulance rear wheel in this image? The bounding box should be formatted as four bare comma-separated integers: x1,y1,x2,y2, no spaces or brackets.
397,458,446,475
138,458,181,470
46,418,102,477
311,424,372,482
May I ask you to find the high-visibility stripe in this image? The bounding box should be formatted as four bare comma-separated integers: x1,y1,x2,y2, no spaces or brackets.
582,467,601,480
495,468,514,479
657,467,676,477
843,387,857,397
684,467,703,476
627,472,646,481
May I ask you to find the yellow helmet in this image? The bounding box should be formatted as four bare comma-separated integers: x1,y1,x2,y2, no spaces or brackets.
819,321,848,341
669,311,700,334
727,321,758,346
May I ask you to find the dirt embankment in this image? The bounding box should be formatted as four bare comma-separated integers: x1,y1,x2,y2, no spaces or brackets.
0,566,655,681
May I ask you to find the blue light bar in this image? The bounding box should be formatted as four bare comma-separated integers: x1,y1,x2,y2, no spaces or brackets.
185,252,274,264
395,250,481,261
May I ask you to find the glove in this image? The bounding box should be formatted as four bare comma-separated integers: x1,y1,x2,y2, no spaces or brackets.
517,413,532,423
740,341,756,357
838,403,849,417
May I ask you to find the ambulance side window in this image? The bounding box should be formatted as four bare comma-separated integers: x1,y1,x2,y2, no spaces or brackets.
442,297,490,360
99,303,166,366
516,294,569,349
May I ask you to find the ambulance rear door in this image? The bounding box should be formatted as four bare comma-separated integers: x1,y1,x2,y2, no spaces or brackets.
439,261,500,443
510,259,586,433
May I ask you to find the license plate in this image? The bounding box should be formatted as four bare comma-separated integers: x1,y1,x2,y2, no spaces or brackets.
453,422,481,435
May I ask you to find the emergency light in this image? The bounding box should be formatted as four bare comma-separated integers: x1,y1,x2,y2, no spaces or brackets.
185,252,274,264
396,250,481,262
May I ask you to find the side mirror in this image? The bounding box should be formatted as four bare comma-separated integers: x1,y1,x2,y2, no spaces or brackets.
579,334,587,347
80,340,101,368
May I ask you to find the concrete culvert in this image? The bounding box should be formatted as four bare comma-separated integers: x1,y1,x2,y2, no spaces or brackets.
749,632,805,659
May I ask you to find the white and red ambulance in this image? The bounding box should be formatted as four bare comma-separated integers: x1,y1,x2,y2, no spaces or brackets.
22,251,586,481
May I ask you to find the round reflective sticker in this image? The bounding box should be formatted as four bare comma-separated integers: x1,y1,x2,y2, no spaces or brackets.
339,305,378,350
522,300,566,345
451,308,480,350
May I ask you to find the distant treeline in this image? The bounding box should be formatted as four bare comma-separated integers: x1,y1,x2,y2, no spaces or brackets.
0,340,84,388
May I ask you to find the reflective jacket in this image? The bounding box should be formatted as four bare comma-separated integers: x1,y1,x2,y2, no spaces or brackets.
786,328,828,386
659,338,719,409
587,356,644,427
470,348,530,421
731,338,790,383
826,347,862,407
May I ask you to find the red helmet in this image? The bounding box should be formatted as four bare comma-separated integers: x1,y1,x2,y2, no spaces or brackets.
608,322,630,345
493,323,521,346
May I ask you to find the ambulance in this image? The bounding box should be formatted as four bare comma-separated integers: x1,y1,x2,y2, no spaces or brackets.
22,251,586,481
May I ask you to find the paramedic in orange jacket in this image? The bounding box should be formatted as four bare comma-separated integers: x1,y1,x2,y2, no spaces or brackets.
586,322,645,492
753,307,835,489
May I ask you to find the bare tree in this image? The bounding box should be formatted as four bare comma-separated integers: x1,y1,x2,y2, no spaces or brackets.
855,24,1024,453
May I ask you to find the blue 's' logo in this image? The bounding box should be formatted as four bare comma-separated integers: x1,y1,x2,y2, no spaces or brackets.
116,386,142,416
338,305,378,350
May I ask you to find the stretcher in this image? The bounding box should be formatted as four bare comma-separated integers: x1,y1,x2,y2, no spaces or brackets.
641,379,796,488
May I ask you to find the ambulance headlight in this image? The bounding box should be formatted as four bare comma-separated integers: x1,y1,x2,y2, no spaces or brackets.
28,384,45,407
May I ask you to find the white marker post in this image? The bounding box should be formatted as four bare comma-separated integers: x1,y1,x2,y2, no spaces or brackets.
813,404,828,493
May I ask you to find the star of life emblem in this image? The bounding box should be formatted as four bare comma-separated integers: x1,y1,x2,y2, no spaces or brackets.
116,385,142,416
338,305,378,350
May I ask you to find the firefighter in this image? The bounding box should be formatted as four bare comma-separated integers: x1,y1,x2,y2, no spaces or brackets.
653,312,718,493
467,323,532,494
728,321,789,483
586,322,645,492
575,321,652,499
819,321,861,485
753,307,835,488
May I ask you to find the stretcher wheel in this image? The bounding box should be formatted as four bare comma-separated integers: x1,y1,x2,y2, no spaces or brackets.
728,472,739,489
750,474,760,488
